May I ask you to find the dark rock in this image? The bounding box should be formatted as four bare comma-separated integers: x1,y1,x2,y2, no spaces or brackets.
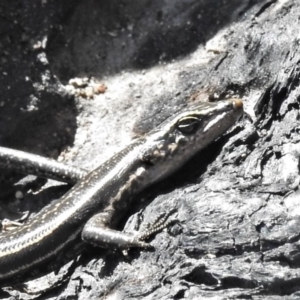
1,0,300,299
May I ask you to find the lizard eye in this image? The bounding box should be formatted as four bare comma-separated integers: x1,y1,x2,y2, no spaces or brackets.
177,116,201,134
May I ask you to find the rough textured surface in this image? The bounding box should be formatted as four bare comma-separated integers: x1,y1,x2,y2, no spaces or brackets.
1,0,300,299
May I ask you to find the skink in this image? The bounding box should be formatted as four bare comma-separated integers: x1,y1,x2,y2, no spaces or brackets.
0,99,243,285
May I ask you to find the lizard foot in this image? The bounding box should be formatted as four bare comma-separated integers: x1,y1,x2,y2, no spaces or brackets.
137,208,178,242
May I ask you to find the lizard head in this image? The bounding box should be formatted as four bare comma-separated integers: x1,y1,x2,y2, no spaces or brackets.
141,98,243,183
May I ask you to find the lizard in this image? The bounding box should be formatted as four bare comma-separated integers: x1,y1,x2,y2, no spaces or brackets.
0,99,243,285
